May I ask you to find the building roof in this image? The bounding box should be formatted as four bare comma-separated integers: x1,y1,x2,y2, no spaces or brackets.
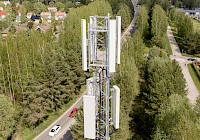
31,15,40,21
55,12,66,16
0,12,6,16
48,7,57,12
41,12,51,17
36,25,50,32
177,9,200,13
27,12,33,16
1,25,26,34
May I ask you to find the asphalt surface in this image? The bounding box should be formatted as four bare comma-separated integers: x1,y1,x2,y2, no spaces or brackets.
34,92,84,140
34,1,139,140
168,26,200,104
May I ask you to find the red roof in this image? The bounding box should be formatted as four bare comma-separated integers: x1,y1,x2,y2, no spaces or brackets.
0,12,6,16
55,12,66,16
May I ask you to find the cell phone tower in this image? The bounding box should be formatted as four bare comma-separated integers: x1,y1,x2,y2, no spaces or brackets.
81,13,121,140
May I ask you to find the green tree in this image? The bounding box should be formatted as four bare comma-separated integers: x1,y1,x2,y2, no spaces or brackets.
136,5,149,39
181,32,200,55
0,2,5,9
117,3,131,31
34,2,46,15
151,5,167,38
177,13,193,37
160,0,169,15
66,1,74,8
0,94,16,139
152,94,200,139
70,106,85,139
22,1,33,12
56,2,65,11
49,1,55,7
9,24,16,34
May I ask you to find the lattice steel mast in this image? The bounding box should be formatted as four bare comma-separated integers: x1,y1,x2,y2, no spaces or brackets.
82,13,121,140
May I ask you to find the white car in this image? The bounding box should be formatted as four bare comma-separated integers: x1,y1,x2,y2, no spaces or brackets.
48,125,61,137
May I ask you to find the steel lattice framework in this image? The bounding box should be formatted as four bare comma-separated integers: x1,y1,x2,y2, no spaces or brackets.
88,13,110,140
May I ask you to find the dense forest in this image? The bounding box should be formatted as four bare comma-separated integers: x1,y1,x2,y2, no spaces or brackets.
139,0,200,10
70,1,200,140
170,8,200,55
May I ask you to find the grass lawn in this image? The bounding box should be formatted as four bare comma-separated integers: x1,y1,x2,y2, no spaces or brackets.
191,18,200,32
19,85,86,140
187,64,200,92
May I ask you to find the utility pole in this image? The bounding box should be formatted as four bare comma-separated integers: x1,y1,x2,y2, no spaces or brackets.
82,13,121,140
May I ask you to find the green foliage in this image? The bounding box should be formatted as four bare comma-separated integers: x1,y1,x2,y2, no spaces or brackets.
22,1,33,13
34,2,46,15
171,0,200,9
0,2,5,9
117,3,132,31
49,1,55,7
137,6,149,39
70,106,85,140
0,20,8,31
181,32,200,55
56,2,65,11
9,24,16,33
151,5,167,38
177,13,193,37
65,1,74,8
170,8,198,55
0,95,16,139
128,30,146,69
145,47,186,116
148,46,168,60
152,94,200,139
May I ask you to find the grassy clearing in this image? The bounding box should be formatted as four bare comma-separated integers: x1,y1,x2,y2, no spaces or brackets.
20,85,86,140
191,18,200,32
187,64,200,92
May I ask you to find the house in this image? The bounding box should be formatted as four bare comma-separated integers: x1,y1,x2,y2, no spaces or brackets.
0,7,3,11
48,7,57,12
30,15,41,24
1,25,26,38
177,9,200,19
16,15,21,22
55,12,66,20
3,1,10,6
195,62,200,68
40,12,51,20
0,12,7,19
36,25,50,32
27,12,33,19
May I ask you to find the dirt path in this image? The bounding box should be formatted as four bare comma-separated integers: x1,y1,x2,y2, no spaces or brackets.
167,26,199,104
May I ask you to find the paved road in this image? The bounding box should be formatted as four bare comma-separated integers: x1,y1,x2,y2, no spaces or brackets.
34,92,84,140
121,4,139,43
34,1,139,140
168,26,200,104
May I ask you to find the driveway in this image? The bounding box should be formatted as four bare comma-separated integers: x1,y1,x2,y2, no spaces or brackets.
168,26,199,104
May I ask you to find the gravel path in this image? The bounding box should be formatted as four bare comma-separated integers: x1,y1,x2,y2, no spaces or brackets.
167,26,199,104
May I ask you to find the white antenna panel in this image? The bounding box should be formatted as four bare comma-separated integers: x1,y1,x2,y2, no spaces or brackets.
116,16,121,64
84,95,96,139
89,16,94,62
86,77,94,96
111,85,120,129
81,19,87,71
109,20,116,73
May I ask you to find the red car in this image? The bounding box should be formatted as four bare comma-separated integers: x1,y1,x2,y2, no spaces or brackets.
69,108,78,117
